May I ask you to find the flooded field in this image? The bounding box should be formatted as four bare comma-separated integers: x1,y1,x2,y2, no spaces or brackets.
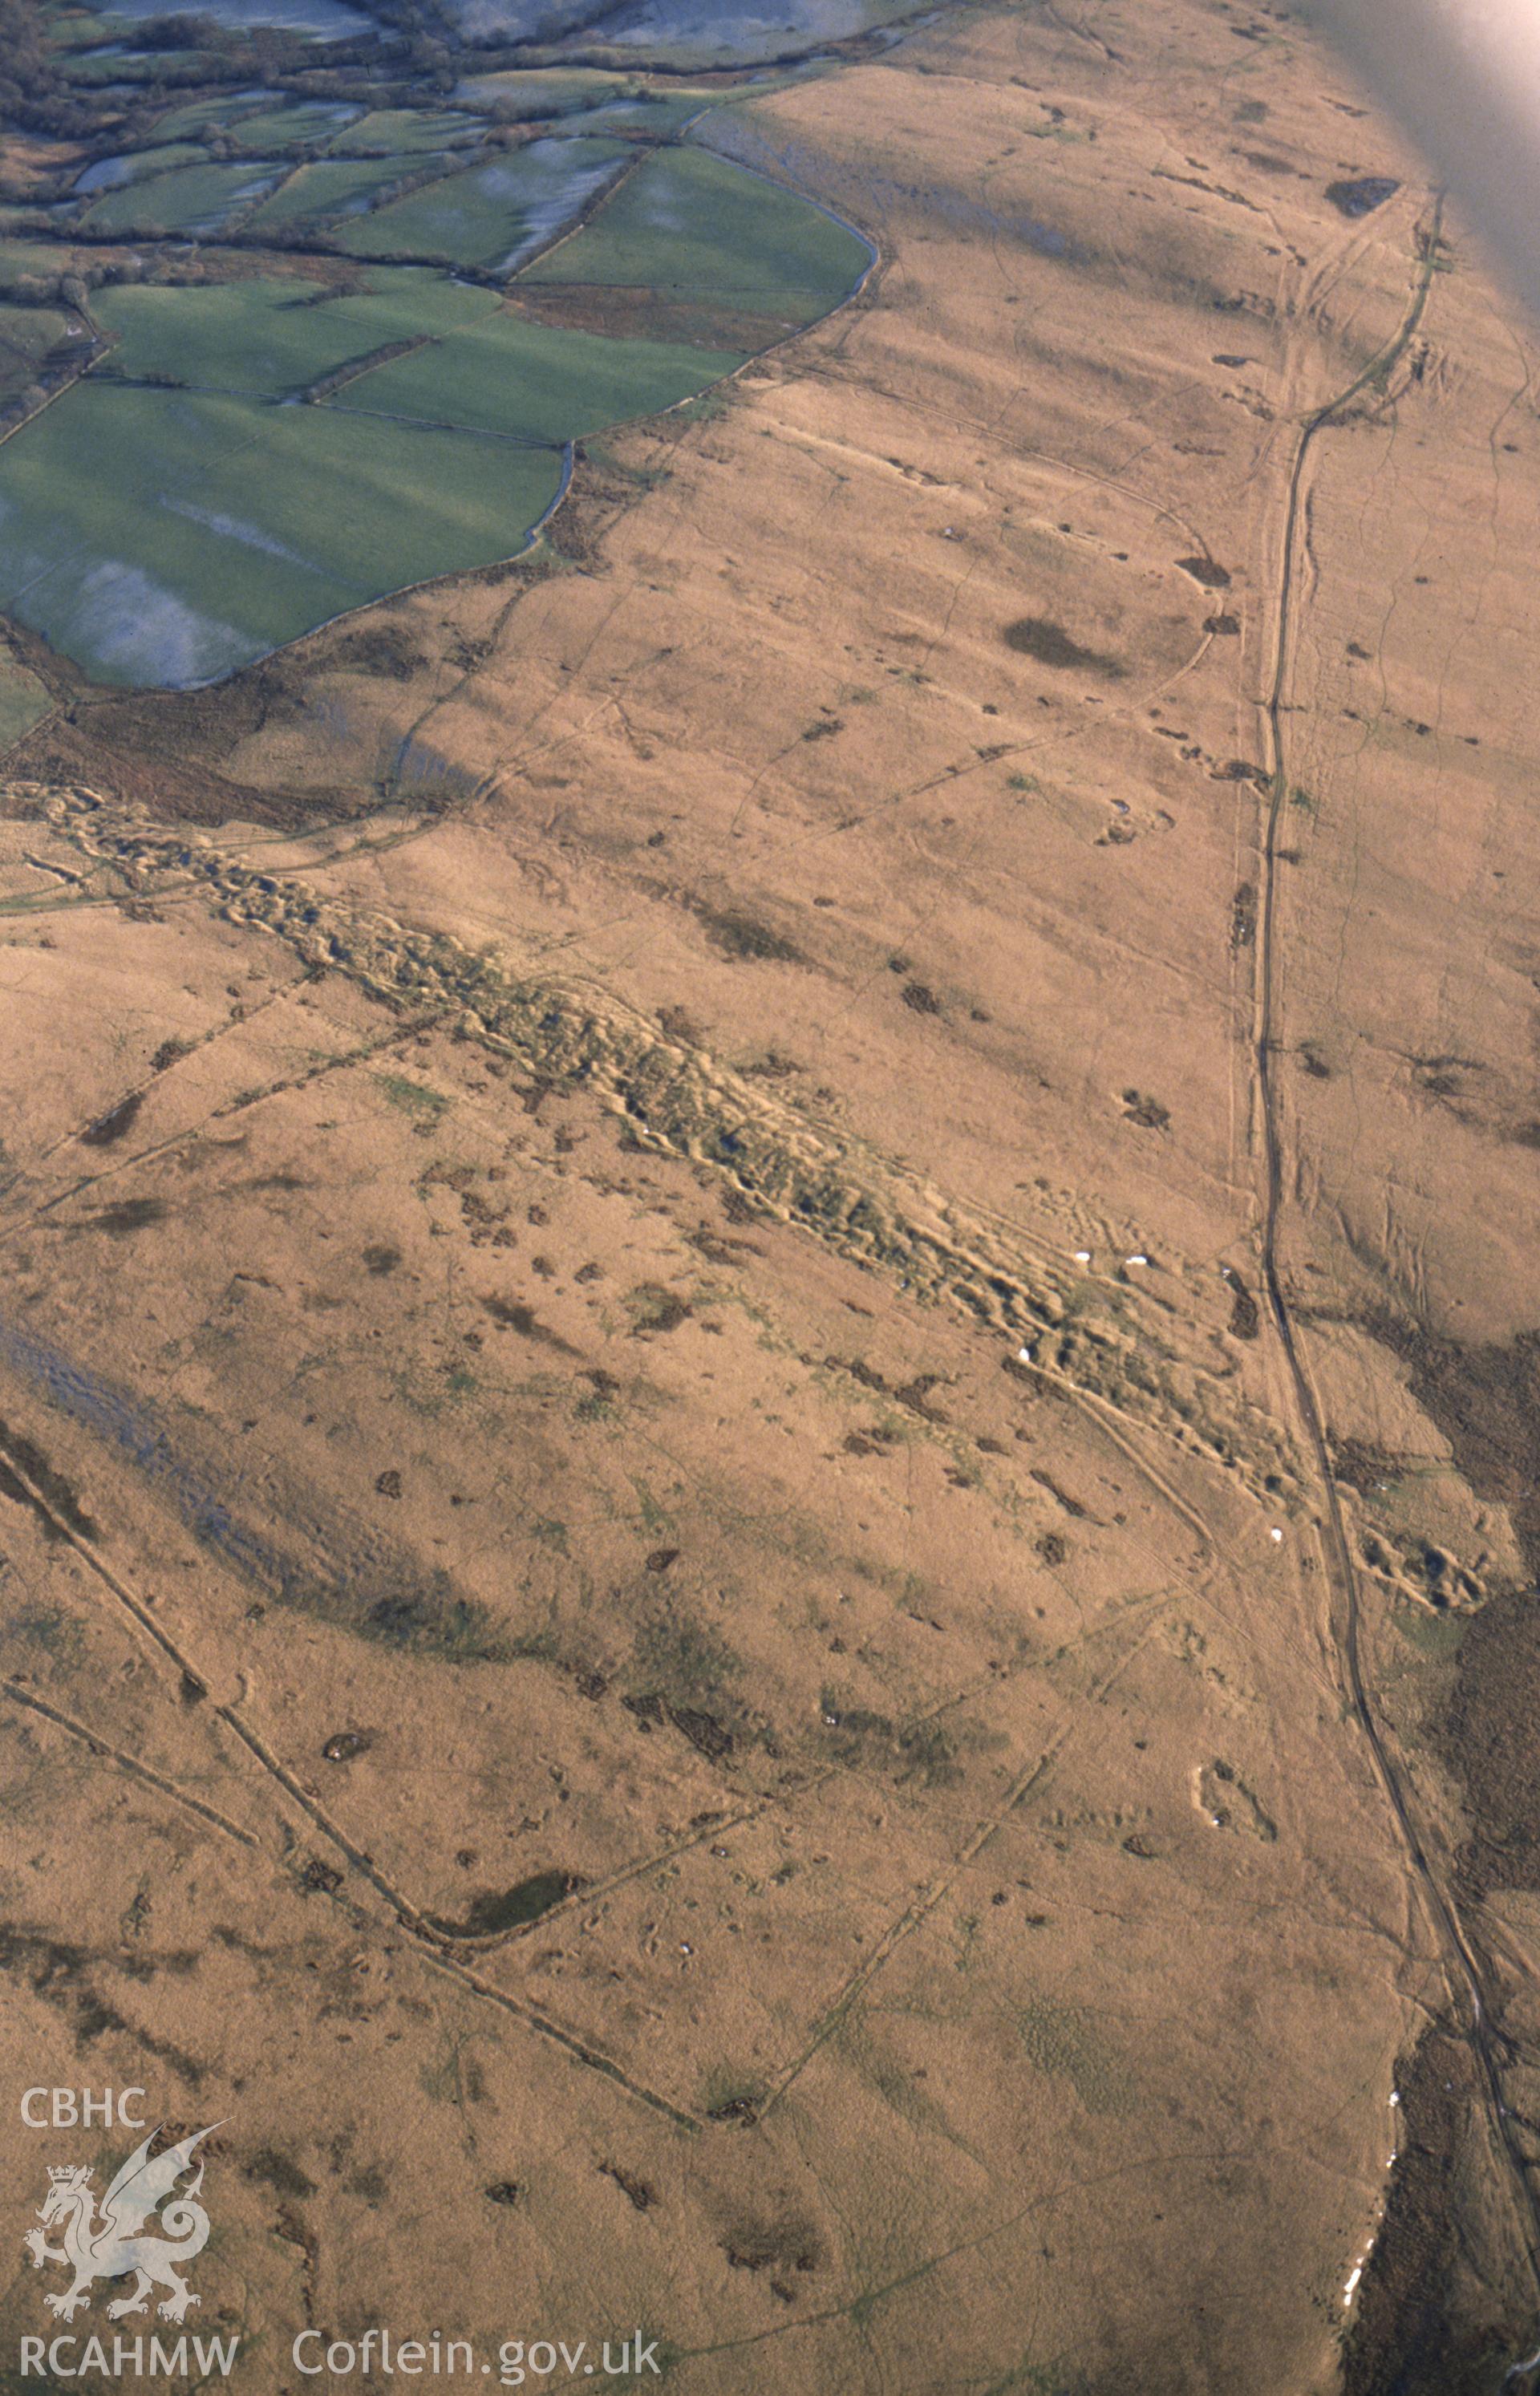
103,0,375,34
0,2,881,686
0,383,564,683
443,0,934,64
337,140,632,273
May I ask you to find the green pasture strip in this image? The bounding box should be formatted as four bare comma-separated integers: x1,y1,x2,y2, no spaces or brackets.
229,99,364,149
150,90,273,140
0,382,564,684
82,157,286,235
0,302,72,359
452,68,630,120
520,140,867,316
335,306,743,441
326,109,483,155
336,138,630,271
0,655,54,748
71,142,207,193
92,269,498,395
243,152,436,233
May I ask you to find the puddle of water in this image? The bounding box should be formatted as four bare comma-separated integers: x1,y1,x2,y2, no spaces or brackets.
487,138,626,272
82,158,287,237
73,152,145,195
163,497,322,573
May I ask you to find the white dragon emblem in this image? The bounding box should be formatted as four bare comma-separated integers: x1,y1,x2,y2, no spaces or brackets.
23,2124,219,2325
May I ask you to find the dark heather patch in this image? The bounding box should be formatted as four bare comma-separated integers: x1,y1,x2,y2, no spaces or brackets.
1330,1438,1407,1495
626,1284,692,1337
0,1923,204,2084
361,1584,506,1664
1002,616,1123,675
1363,1319,1540,1898
82,1198,166,1236
1176,555,1231,589
1226,1272,1260,1340
79,1091,143,1147
598,2162,654,2212
1341,2029,1526,2394
1327,175,1400,218
690,901,801,963
430,1871,586,1939
88,1196,168,1234
1031,1468,1088,1519
721,2216,822,2279
245,2148,317,2199
1121,1089,1169,1131
668,1704,733,1761
0,1417,100,1543
483,1295,575,1352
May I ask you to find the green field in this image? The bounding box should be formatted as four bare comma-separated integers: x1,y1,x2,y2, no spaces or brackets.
452,70,714,138
228,99,363,149
329,109,483,156
0,241,89,290
0,301,72,382
575,89,716,135
0,22,873,687
337,308,744,441
338,140,630,271
451,68,630,120
44,6,116,49
93,272,499,395
244,154,437,234
0,383,564,685
72,141,205,195
82,157,286,237
83,270,742,498
522,141,869,320
150,91,274,140
67,46,210,83
0,655,53,750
